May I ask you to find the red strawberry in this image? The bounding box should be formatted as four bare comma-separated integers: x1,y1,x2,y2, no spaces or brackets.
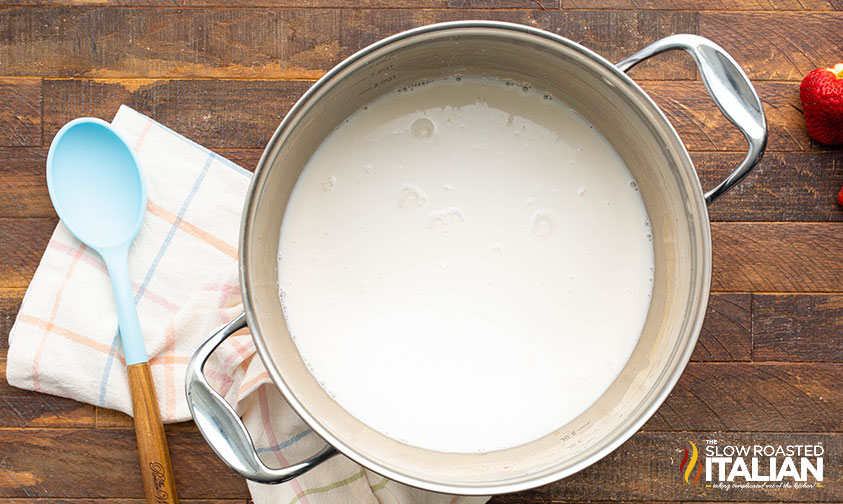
801,63,843,145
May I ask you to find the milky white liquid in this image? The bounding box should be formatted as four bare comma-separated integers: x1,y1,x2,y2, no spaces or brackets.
277,77,654,453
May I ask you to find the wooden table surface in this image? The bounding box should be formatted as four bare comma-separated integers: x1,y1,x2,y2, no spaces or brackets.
1,1,842,502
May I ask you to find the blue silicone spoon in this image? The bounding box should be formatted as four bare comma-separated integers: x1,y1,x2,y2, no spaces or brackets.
46,118,178,504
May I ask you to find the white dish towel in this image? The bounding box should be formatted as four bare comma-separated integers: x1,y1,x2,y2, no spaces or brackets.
6,105,489,504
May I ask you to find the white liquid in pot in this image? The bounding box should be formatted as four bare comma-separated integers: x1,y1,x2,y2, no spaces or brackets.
277,77,654,453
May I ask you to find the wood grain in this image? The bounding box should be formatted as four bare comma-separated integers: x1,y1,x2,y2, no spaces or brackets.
9,10,843,81
185,0,556,7
640,81,810,153
6,150,840,226
0,8,344,79
753,294,843,362
695,152,843,223
127,362,178,504
0,78,40,147
97,405,198,431
0,501,242,504
9,150,843,222
42,79,312,150
0,9,697,80
701,12,843,81
2,2,841,502
566,0,838,9
1,428,833,500
0,428,248,499
0,218,56,289
0,358,95,427
693,293,751,362
1,288,24,348
489,432,837,503
0,1,179,5
6,220,843,293
0,501,243,504
711,222,843,293
642,363,843,432
42,79,811,152
0,148,53,219
0,147,258,219
338,9,697,80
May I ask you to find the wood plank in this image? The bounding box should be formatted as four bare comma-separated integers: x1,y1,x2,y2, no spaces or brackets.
1,288,24,348
0,78,40,147
0,501,244,504
692,293,751,362
711,222,843,293
42,79,312,150
10,150,838,226
0,1,179,5
566,0,836,9
0,7,343,79
0,9,695,80
43,80,806,152
701,12,843,82
642,363,843,432
753,294,843,362
493,432,837,502
186,0,552,7
0,428,249,498
10,10,840,83
216,148,262,173
0,359,95,427
0,148,53,219
1,428,833,500
8,146,838,227
5,220,842,294
695,152,843,223
0,148,255,219
96,406,198,431
339,10,697,81
640,81,810,153
0,218,56,289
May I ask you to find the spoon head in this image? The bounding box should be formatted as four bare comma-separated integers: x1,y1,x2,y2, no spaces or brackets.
47,118,147,251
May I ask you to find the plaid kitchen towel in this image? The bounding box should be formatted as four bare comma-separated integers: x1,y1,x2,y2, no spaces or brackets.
6,105,489,504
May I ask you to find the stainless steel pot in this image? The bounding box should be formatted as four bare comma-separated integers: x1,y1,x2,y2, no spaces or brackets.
186,21,766,495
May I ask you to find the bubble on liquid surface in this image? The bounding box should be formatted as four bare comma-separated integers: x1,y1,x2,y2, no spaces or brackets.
532,210,556,238
629,180,639,191
443,183,454,192
398,184,427,209
577,187,586,197
428,207,465,234
321,175,336,192
411,117,435,138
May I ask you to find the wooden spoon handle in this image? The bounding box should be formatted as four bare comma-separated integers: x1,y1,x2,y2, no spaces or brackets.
128,362,179,504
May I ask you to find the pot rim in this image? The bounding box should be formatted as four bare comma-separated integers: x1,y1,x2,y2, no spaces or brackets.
240,20,712,495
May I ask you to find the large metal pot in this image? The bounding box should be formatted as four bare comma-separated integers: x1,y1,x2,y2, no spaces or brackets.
186,21,766,495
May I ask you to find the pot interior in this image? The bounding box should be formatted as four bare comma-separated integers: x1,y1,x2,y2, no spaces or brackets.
242,23,711,494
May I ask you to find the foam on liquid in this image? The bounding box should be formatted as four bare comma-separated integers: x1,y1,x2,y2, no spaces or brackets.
278,77,654,453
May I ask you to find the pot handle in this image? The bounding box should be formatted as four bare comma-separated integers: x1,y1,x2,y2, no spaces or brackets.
616,34,767,205
185,312,338,483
